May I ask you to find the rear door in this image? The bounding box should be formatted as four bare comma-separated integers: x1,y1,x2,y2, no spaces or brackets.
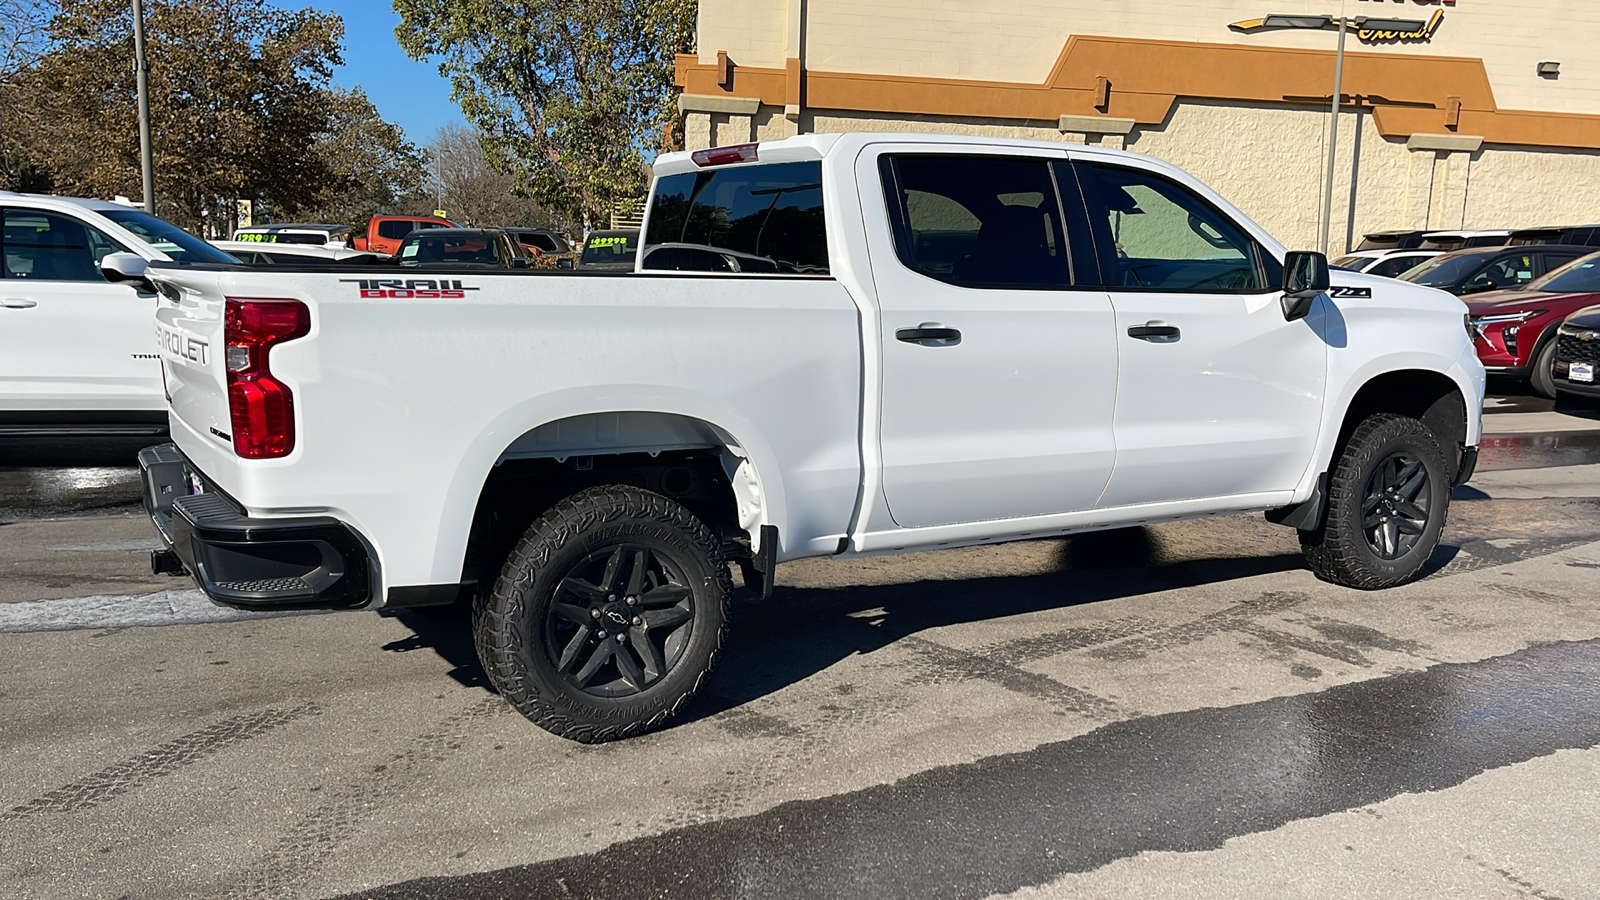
0,206,163,415
862,146,1118,528
1067,159,1327,508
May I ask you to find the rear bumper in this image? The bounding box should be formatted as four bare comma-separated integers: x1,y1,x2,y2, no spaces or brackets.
139,443,375,610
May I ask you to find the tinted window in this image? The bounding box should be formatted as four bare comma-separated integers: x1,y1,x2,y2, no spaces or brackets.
880,155,1070,289
1534,254,1600,293
1404,254,1490,287
1369,255,1429,278
645,161,828,275
1076,164,1263,291
377,219,417,240
1,209,128,280
399,233,502,266
581,232,639,264
100,208,236,263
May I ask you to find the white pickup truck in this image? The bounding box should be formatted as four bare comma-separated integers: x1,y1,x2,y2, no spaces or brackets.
128,134,1484,742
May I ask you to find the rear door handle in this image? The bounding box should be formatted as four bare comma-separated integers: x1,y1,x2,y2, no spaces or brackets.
2,298,38,309
896,324,962,346
1127,321,1180,342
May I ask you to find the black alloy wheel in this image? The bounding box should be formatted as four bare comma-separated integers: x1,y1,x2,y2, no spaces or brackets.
1360,452,1432,560
546,544,696,697
1300,413,1451,589
474,485,730,743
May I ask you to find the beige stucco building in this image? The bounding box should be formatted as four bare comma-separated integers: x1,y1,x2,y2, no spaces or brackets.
677,0,1600,252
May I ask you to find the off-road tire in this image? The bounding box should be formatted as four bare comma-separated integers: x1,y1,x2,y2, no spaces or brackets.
474,485,731,743
1300,413,1451,590
1530,338,1559,400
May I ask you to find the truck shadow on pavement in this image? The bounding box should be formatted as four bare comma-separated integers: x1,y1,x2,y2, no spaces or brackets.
377,526,1335,722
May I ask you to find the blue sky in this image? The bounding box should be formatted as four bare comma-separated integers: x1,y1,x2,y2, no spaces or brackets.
281,0,466,144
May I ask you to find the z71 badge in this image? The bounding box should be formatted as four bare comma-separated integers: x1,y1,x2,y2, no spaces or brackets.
1330,286,1373,299
339,278,481,299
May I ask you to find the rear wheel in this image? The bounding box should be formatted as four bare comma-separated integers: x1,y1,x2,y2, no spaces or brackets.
1529,338,1559,400
474,485,730,742
1301,414,1451,589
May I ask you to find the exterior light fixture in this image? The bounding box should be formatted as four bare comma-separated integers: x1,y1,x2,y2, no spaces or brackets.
1538,61,1561,78
1360,18,1428,33
1261,15,1332,29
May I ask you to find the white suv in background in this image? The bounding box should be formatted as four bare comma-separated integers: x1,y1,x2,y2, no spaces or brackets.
0,193,238,436
1332,248,1442,279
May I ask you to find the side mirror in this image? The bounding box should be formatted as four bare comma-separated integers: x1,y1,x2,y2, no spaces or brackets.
100,252,156,293
1281,250,1329,321
556,257,575,270
510,256,531,269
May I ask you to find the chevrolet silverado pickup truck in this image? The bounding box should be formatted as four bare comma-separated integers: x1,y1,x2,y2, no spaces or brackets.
126,134,1485,742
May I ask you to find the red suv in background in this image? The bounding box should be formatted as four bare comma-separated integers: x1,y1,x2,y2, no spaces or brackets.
1466,251,1600,397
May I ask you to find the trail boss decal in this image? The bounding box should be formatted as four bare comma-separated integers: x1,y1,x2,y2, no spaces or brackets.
1331,286,1373,299
340,278,481,299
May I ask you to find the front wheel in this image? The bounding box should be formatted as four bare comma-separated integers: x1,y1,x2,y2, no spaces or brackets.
474,485,731,742
1300,414,1451,590
1529,338,1559,400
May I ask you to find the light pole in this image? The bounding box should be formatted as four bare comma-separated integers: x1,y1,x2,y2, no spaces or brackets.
1230,11,1426,254
133,0,155,216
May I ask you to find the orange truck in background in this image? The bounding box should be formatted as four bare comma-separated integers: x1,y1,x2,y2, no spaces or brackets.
354,215,456,256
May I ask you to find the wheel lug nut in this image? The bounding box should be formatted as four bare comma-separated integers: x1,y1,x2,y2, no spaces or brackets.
608,594,617,602
597,630,607,639
626,596,637,606
590,608,600,618
632,616,642,626
616,634,626,643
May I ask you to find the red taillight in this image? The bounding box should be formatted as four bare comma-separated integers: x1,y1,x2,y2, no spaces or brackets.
691,142,759,167
224,298,310,459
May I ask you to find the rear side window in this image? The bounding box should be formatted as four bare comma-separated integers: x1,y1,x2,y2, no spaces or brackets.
644,161,828,275
2,209,123,281
881,155,1072,289
377,219,416,240
1075,163,1265,292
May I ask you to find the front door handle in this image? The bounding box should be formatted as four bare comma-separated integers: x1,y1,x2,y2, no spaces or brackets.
2,298,38,309
896,324,962,346
1127,321,1180,342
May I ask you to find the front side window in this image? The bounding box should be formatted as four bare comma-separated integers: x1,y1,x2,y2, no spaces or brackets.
1370,255,1428,278
644,160,828,275
1,208,128,281
881,154,1071,289
1466,254,1535,291
1076,164,1265,291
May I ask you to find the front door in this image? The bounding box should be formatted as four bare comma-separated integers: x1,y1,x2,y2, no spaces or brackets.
1067,160,1328,509
864,149,1118,528
0,206,163,415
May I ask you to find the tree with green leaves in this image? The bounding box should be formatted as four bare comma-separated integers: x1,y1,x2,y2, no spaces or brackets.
12,0,423,235
394,0,696,226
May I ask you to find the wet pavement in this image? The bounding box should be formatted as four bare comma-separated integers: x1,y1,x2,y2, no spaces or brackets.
337,639,1600,900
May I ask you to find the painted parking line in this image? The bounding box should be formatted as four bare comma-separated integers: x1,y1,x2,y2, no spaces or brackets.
0,589,320,634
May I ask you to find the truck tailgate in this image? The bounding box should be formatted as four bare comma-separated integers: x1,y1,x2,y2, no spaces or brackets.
153,272,231,448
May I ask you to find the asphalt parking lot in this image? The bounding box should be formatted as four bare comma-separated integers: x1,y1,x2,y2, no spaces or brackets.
3,390,1600,899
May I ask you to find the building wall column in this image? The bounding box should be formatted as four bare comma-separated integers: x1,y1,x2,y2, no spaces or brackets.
680,94,765,149
1404,133,1484,230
